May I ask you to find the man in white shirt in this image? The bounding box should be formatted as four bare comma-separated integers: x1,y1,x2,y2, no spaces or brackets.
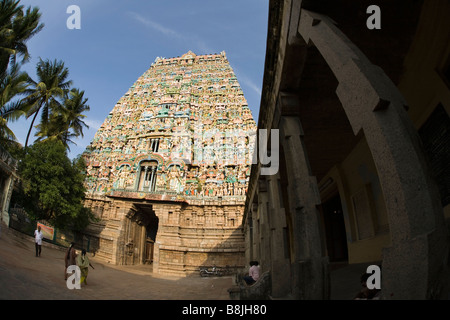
34,225,43,257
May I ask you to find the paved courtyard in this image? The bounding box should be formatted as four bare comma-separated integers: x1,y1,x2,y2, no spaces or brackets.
0,223,377,302
0,225,232,300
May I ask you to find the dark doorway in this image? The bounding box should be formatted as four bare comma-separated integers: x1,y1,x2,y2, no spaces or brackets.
322,193,348,262
143,208,159,264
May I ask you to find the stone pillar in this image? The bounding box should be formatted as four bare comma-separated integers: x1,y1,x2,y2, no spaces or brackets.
244,202,256,264
258,180,271,269
254,186,266,263
1,176,14,226
139,223,146,264
266,172,292,298
279,114,330,299
153,241,160,273
116,203,137,265
298,9,450,299
150,166,157,191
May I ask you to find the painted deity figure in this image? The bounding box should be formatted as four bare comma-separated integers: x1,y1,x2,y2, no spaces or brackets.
116,165,131,189
168,165,182,192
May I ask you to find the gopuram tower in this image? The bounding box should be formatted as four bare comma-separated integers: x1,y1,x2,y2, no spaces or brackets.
82,51,257,275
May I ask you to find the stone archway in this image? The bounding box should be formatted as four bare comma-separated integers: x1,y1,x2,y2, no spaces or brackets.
292,9,449,299
123,204,159,266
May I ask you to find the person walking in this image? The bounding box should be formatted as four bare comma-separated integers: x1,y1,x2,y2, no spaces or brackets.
65,242,77,280
34,225,43,257
77,249,94,285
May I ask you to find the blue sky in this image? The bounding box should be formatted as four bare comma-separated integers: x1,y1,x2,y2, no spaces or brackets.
10,0,269,158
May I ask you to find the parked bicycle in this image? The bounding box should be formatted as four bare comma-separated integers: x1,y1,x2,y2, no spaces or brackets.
199,266,224,277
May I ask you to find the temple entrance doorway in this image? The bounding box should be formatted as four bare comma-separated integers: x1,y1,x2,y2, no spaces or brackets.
139,205,159,265
322,193,348,263
125,204,159,266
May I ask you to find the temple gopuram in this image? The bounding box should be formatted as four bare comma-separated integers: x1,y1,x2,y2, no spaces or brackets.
82,51,257,275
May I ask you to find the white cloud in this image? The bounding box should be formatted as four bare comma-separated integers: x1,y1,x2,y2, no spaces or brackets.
85,118,103,131
241,77,262,96
127,11,214,55
235,71,261,96
233,68,262,96
127,12,182,38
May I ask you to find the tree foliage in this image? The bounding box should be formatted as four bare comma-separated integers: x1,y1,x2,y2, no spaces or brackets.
16,139,95,230
0,0,90,151
0,0,43,148
34,87,90,150
0,61,27,146
0,0,44,75
24,57,72,148
1,0,93,233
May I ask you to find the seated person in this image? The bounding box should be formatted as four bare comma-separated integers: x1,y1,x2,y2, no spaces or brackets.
354,272,381,300
243,261,260,285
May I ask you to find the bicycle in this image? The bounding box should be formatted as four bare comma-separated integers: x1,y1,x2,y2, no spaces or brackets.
199,266,224,277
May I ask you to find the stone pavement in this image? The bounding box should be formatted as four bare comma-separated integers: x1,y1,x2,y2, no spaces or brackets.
0,223,374,301
0,225,232,300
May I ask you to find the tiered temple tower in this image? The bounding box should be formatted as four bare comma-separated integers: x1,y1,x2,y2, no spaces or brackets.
82,51,257,275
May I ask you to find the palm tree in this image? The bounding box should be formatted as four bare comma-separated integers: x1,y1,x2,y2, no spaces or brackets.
35,88,90,150
34,111,77,148
61,88,90,144
24,58,72,148
0,0,43,148
0,0,44,75
0,61,28,146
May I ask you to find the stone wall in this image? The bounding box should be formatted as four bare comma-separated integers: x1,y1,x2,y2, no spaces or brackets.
83,195,246,275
